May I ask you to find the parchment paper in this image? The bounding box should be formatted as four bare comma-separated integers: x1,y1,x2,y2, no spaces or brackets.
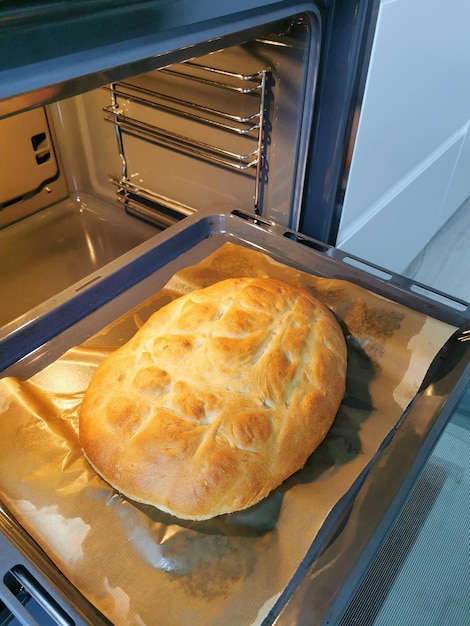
0,243,455,625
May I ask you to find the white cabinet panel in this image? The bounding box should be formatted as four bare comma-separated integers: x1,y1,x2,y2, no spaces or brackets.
338,138,461,273
441,122,470,224
337,0,470,271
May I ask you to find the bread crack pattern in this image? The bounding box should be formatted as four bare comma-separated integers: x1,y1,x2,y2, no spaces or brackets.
79,277,347,520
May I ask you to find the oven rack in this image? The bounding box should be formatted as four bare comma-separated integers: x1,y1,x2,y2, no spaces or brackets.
103,59,270,221
108,176,196,229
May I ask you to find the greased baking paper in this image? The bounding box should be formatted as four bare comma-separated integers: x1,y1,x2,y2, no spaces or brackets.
0,243,455,625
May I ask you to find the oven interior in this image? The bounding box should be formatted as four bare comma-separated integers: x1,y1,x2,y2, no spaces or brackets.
0,13,317,340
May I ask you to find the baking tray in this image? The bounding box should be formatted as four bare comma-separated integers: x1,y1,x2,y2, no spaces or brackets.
2,208,469,375
0,208,469,625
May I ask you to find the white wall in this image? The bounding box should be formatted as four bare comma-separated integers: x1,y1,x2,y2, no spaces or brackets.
336,0,470,273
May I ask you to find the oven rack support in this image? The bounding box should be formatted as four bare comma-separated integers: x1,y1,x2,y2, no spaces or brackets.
104,60,270,223
108,176,196,230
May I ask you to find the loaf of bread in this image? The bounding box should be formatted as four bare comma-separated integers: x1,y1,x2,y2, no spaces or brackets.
79,277,347,520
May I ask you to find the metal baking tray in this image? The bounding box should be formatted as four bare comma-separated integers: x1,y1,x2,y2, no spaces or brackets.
1,207,469,624
3,207,469,375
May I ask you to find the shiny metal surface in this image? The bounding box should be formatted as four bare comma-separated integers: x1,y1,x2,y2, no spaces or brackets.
104,56,269,218
0,108,68,228
0,194,157,333
45,15,318,232
104,68,265,171
0,1,317,118
0,208,468,624
275,326,470,625
0,0,382,250
0,10,321,368
0,1,460,621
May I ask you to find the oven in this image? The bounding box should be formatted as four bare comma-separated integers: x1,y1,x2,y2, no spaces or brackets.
0,1,469,625
0,0,380,347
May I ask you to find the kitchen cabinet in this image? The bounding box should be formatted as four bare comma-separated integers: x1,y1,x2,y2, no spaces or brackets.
336,0,470,274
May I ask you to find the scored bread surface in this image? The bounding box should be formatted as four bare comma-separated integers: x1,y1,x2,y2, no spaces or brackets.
79,277,347,520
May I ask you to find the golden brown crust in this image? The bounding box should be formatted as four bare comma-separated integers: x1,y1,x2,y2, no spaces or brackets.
79,277,347,520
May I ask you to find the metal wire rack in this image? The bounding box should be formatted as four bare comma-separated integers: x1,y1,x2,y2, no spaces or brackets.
104,58,271,224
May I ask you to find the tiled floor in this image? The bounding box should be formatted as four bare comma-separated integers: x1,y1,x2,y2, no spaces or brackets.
403,195,470,303
367,198,470,625
372,419,470,625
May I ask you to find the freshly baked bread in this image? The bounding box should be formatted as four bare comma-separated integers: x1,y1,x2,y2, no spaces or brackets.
79,277,347,520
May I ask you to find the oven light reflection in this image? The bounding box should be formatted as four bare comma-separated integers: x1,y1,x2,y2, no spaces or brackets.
12,499,90,566
84,229,98,265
